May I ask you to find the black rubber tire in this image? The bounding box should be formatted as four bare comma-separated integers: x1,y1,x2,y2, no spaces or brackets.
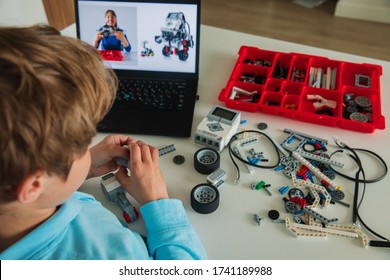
268,209,280,220
194,148,220,174
173,155,185,165
162,47,170,57
178,50,189,61
191,183,219,214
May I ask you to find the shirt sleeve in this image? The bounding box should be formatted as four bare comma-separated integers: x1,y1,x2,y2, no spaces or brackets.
124,35,131,52
140,199,207,260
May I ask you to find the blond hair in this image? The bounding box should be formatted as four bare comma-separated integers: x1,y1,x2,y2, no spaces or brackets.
0,25,118,202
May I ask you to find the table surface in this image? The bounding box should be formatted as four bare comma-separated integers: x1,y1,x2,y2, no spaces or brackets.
63,24,390,260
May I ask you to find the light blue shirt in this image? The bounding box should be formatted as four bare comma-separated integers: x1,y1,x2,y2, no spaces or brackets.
0,192,207,260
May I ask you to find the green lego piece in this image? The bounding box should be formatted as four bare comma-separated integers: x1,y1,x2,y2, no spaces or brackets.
255,180,265,190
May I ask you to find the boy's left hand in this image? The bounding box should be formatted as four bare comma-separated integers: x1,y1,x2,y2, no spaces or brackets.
87,134,132,179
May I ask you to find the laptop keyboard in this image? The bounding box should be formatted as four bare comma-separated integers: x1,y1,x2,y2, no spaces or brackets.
115,78,187,111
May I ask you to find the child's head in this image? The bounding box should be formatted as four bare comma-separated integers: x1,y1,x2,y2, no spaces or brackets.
0,25,118,202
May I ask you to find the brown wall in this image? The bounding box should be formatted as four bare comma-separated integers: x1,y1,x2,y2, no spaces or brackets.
42,0,75,30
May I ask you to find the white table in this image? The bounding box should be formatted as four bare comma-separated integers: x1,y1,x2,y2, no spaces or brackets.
72,25,390,260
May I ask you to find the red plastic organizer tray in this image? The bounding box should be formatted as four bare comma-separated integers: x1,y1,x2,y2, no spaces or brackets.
218,46,385,133
99,50,123,61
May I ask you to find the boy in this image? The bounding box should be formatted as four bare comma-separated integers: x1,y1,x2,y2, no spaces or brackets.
0,25,207,260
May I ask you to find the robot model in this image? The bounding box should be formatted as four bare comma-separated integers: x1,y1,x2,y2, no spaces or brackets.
98,24,122,38
140,40,154,57
155,12,194,61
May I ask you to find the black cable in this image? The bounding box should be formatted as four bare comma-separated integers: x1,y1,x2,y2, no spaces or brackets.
331,139,389,242
227,130,281,182
228,146,241,183
329,148,388,183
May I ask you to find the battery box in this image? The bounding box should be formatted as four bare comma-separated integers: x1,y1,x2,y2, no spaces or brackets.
218,46,385,133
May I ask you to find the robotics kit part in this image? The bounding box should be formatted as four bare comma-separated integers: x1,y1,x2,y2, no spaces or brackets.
308,66,337,90
229,86,258,100
330,189,345,201
355,95,372,108
268,209,280,220
154,12,194,61
292,151,341,191
285,217,362,240
291,173,331,208
369,240,390,248
284,128,328,144
343,94,373,123
296,149,344,168
355,74,371,88
253,214,263,226
99,24,121,38
349,112,369,123
193,147,220,175
278,186,289,194
302,206,338,225
284,200,299,213
173,155,185,165
195,106,241,152
100,173,139,224
207,168,227,187
191,183,219,214
263,184,272,196
116,144,176,168
228,86,260,103
257,122,268,130
307,94,337,109
281,128,328,153
100,172,123,202
288,188,304,199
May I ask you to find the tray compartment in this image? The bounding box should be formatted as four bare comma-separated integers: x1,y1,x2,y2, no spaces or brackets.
289,54,310,83
265,78,283,92
300,87,342,117
239,48,277,67
307,57,341,90
260,91,284,115
340,62,381,90
281,95,300,118
229,63,270,83
272,53,293,80
339,86,385,132
221,81,262,112
281,81,304,95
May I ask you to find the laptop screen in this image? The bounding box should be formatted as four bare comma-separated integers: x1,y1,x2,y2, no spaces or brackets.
75,0,199,74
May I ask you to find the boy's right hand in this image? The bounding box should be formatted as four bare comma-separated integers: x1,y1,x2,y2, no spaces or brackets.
115,140,169,206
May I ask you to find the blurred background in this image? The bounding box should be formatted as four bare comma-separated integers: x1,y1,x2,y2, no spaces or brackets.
1,0,389,61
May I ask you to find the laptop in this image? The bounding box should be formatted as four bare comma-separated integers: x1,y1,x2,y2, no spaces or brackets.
74,0,201,137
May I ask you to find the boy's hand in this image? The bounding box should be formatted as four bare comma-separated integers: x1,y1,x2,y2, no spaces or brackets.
115,141,169,206
87,134,132,179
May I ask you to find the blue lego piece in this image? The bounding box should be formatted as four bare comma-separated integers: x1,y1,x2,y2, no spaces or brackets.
279,186,289,194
